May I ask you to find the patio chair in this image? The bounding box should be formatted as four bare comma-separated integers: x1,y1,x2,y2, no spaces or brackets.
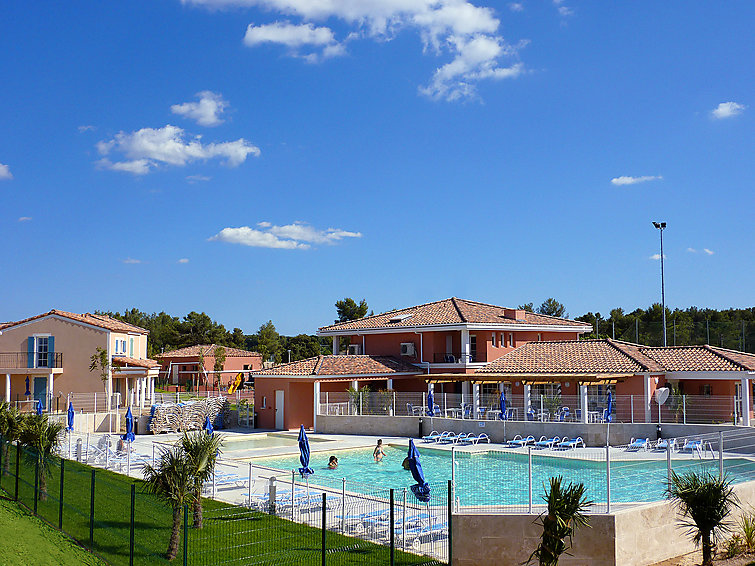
557,437,585,450
557,407,571,422
626,438,650,452
508,435,535,447
406,403,414,416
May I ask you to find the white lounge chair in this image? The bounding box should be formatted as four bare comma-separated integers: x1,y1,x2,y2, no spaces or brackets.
508,435,535,447
626,438,650,451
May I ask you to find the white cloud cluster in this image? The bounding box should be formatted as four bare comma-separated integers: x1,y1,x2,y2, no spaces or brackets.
171,91,229,126
687,247,715,256
209,221,362,250
185,0,525,101
178,258,190,263
0,163,13,180
122,258,142,264
611,175,663,186
508,3,524,12
711,101,746,119
553,0,573,17
649,253,666,261
97,125,259,175
18,216,32,222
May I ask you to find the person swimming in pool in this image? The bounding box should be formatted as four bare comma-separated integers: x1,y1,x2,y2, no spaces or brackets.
373,439,385,462
328,455,338,469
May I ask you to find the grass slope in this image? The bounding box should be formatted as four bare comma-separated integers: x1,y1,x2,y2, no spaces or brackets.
0,496,105,565
0,444,440,565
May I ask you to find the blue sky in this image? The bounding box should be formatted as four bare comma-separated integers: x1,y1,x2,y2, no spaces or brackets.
1,1,752,335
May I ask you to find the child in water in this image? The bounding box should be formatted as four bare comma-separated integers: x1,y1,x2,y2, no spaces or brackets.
328,455,338,469
373,439,385,462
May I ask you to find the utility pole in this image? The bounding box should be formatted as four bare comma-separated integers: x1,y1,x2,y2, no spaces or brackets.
652,222,667,346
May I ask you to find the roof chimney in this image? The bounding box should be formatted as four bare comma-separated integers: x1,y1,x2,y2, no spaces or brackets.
503,308,526,321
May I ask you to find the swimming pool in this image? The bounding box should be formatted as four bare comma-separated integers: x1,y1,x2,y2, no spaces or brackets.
254,445,755,507
222,433,323,451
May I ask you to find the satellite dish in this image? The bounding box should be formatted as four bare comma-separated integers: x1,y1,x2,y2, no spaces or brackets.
655,387,670,405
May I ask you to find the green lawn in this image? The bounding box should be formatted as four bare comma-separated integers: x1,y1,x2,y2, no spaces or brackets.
0,496,106,565
0,444,441,566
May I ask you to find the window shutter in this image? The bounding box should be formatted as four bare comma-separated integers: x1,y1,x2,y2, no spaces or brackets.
48,336,55,367
129,338,134,357
27,337,34,368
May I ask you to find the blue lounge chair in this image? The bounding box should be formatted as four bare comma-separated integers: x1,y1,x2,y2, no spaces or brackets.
626,438,650,451
509,435,535,447
402,520,449,551
474,433,491,444
682,439,702,452
557,437,584,450
422,430,442,443
534,436,560,449
438,432,459,444
655,438,677,451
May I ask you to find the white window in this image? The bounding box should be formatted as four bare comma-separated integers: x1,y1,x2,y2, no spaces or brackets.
36,337,49,368
492,333,497,347
537,333,542,342
508,333,514,347
501,334,505,348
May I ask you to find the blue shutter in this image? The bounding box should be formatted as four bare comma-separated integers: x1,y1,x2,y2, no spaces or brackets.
48,336,55,367
27,337,34,368
129,338,134,357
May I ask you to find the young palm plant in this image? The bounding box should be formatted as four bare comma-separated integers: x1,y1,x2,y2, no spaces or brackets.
180,430,223,528
529,476,592,566
666,470,739,566
0,404,26,474
18,413,64,501
142,446,194,561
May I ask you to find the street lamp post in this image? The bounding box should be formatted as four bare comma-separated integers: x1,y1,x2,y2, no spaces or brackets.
652,222,667,346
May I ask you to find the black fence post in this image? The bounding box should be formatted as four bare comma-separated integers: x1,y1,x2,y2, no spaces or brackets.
0,438,4,490
448,479,453,565
58,459,65,529
183,504,189,566
14,443,20,501
321,493,326,566
389,489,395,566
33,458,39,515
89,469,96,545
129,484,135,566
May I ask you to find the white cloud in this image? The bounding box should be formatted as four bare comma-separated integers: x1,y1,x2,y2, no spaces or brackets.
18,216,32,222
244,22,346,62
171,91,229,126
508,3,523,12
649,253,666,261
209,221,362,250
711,101,746,119
611,175,663,186
96,125,259,175
186,174,212,183
687,247,697,253
178,258,190,263
703,248,714,255
78,125,96,132
122,258,142,264
0,163,12,180
187,0,525,101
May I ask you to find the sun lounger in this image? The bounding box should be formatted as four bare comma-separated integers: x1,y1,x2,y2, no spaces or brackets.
438,432,459,444
474,433,491,444
508,435,535,447
557,437,584,450
682,439,703,452
655,438,677,451
626,438,650,451
422,430,442,443
534,436,560,449
402,520,449,551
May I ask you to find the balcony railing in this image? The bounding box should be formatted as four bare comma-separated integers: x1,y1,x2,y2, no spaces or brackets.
0,352,63,369
432,352,477,363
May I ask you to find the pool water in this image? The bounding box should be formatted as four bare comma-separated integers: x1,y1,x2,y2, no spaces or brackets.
255,446,755,506
222,434,303,451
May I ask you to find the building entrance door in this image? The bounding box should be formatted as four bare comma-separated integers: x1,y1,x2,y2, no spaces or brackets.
33,376,47,410
275,390,285,429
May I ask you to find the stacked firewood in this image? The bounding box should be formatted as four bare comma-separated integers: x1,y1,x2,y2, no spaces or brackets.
149,396,229,434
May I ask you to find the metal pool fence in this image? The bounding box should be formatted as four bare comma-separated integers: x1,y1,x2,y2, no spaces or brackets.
0,434,448,566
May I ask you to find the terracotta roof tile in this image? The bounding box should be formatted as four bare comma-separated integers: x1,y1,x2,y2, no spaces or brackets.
155,344,261,358
112,356,160,369
638,345,755,372
0,310,149,334
318,297,591,333
253,355,420,376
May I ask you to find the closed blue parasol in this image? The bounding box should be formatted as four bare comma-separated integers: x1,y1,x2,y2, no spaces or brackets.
204,415,214,436
298,425,313,478
499,390,507,420
122,406,135,442
67,402,75,431
426,391,435,416
36,400,43,415
24,377,30,396
606,390,613,423
407,439,431,503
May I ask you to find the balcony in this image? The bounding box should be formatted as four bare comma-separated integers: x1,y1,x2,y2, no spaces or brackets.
432,352,477,364
0,352,63,369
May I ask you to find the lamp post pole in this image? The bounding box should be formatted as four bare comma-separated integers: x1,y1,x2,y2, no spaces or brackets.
653,222,667,346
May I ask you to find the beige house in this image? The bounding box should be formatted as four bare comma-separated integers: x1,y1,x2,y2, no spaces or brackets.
0,310,159,412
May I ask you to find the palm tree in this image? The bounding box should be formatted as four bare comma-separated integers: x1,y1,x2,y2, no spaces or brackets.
666,470,739,566
180,431,223,528
142,446,194,561
18,413,64,501
529,476,592,566
0,404,26,475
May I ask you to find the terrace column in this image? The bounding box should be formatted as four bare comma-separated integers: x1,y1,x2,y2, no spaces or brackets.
332,336,339,355
472,383,480,418
460,329,470,363
523,385,531,418
643,375,653,423
313,381,320,432
139,377,146,410
387,379,393,390
579,384,588,424
5,373,10,403
47,372,54,413
741,377,751,427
